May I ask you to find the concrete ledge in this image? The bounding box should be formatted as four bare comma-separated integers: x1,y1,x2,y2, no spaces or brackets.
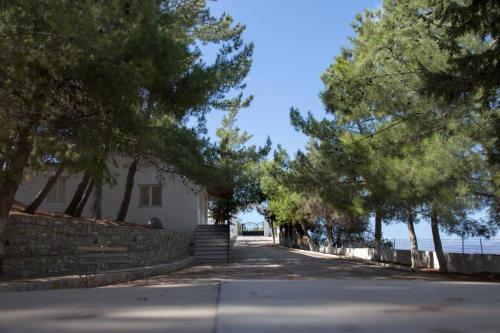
0,256,195,293
278,243,500,274
276,245,414,272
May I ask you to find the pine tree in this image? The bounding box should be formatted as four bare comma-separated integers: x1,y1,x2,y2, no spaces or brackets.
209,107,271,224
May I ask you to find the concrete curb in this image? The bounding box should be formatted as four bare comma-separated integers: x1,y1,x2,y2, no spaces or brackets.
274,245,414,272
0,256,195,293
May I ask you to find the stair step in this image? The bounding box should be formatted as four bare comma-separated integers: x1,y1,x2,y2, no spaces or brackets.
196,224,229,227
194,246,228,251
195,256,228,260
195,243,228,247
194,225,230,262
195,245,228,249
195,233,227,238
195,237,228,240
195,255,229,259
195,242,228,245
195,235,228,239
194,241,228,246
195,238,228,242
195,249,228,253
194,246,227,253
194,252,228,256
195,250,228,254
196,227,229,231
195,251,228,255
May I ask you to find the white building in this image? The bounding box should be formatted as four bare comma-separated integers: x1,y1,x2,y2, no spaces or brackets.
15,157,209,236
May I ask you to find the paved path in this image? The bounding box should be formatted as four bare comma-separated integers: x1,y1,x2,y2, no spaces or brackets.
1,237,499,333
143,237,445,283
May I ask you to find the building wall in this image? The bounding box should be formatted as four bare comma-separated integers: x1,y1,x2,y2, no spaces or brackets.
263,221,274,237
15,157,208,235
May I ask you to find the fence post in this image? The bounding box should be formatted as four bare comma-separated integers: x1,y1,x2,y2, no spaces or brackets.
480,238,483,254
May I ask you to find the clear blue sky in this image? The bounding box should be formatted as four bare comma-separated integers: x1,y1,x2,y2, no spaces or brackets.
202,0,437,241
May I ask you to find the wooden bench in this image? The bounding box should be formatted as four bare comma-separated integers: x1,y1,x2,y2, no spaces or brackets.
77,246,131,287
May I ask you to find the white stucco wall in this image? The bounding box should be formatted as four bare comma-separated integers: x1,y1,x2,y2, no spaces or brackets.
15,157,208,235
263,221,273,237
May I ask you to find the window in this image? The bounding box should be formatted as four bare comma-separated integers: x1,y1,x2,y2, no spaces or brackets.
151,186,162,206
47,178,66,202
139,185,162,207
139,186,150,207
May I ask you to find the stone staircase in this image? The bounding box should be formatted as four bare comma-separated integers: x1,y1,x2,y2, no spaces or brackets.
194,224,230,263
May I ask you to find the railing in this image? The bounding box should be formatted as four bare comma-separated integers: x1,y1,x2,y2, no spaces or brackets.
241,230,265,236
238,221,265,236
390,238,500,255
227,223,230,262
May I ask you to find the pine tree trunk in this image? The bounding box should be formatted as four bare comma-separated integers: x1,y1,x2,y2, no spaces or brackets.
73,178,95,218
115,157,139,222
0,120,39,258
279,225,285,246
295,223,307,249
335,225,342,248
65,171,91,216
284,223,290,247
24,163,65,214
281,224,288,246
406,208,420,269
431,208,447,272
300,221,314,251
325,221,334,253
295,223,304,248
270,219,276,244
287,222,293,247
374,205,383,261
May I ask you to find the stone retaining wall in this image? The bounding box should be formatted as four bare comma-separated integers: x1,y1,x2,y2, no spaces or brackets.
2,213,191,278
0,257,195,292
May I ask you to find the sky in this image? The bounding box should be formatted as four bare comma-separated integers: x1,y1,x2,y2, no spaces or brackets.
201,0,447,241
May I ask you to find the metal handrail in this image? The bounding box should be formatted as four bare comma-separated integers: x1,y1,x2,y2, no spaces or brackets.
227,223,230,262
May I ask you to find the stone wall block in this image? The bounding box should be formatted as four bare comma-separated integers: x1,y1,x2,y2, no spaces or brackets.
2,213,192,278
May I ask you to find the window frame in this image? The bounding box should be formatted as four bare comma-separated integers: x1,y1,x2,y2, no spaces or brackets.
138,184,162,208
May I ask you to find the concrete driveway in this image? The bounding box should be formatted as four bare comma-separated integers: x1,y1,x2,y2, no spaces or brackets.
1,237,499,333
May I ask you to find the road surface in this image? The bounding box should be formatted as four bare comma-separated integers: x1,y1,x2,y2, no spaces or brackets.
1,237,499,333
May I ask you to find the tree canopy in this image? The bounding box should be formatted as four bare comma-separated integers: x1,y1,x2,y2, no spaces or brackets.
0,0,254,255
1,0,498,274
261,0,498,271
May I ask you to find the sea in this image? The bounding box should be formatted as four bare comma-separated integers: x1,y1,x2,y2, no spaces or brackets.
391,238,500,255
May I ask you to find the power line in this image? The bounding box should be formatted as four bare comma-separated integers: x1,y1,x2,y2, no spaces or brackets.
337,98,471,149
343,118,408,147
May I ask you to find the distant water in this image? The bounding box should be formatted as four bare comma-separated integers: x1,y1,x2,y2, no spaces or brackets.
391,238,500,255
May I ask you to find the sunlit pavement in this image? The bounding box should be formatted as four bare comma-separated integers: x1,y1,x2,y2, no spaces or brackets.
1,237,499,333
